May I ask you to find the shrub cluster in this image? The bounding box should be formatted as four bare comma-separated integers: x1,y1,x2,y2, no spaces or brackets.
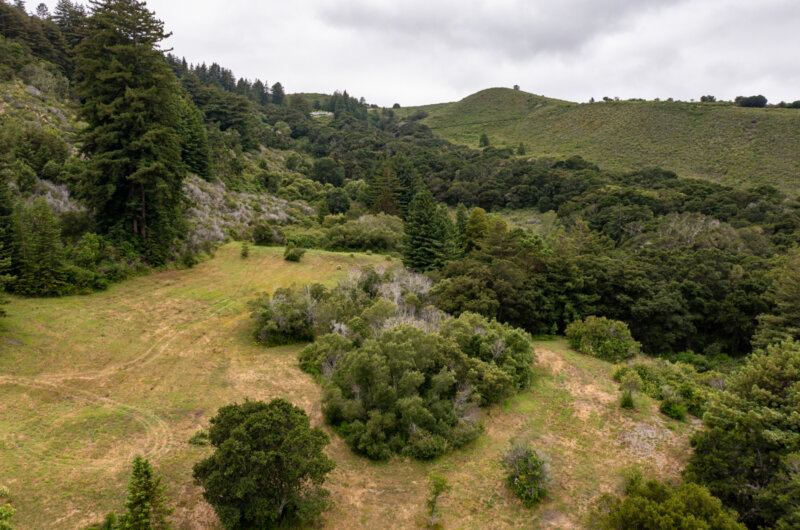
253,266,535,460
323,214,403,252
613,360,724,419
566,316,641,362
283,242,306,262
591,470,744,529
250,285,319,345
314,312,533,460
502,442,549,507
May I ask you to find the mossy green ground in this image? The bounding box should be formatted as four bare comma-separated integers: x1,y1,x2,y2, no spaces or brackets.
1,245,692,528
400,87,800,194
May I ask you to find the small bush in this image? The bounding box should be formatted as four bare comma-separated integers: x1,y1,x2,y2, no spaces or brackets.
250,286,316,345
284,243,306,262
566,316,641,362
240,241,250,259
659,396,687,420
620,390,635,409
425,472,452,528
188,429,209,446
502,442,549,507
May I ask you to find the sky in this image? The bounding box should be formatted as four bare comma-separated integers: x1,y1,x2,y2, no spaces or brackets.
43,0,800,107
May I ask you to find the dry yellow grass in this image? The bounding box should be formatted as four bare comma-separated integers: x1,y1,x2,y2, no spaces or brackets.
0,244,694,528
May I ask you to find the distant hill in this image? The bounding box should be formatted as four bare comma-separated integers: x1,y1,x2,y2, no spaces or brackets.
400,88,800,194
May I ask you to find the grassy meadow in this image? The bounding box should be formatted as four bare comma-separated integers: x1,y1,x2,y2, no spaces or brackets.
399,87,800,193
1,244,693,528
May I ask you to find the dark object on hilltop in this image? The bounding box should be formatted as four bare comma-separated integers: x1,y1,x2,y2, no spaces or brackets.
735,95,767,108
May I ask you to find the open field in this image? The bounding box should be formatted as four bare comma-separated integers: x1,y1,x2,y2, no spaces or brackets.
1,244,694,528
399,87,800,194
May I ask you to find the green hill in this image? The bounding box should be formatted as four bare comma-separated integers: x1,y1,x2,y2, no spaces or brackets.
400,88,800,193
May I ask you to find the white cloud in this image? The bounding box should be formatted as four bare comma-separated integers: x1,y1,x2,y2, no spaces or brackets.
46,0,800,106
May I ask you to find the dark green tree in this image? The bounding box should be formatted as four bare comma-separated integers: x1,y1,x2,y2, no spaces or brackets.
325,187,350,215
403,189,455,271
463,207,489,252
117,456,172,529
391,154,420,216
685,340,800,527
76,0,187,265
289,93,311,114
310,157,344,187
174,95,209,178
369,160,404,216
454,203,468,251
752,248,800,349
271,81,285,105
11,198,65,296
193,399,335,529
479,133,490,147
52,0,87,49
593,472,744,529
35,3,49,19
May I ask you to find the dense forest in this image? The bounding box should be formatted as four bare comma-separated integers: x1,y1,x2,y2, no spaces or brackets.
1,1,799,528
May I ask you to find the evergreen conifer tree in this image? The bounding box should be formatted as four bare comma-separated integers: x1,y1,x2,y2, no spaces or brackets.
118,456,172,529
455,203,468,250
76,0,187,265
0,235,13,316
403,190,455,271
53,0,87,49
752,248,800,349
370,160,404,216
464,207,489,252
11,198,65,296
391,154,420,216
175,95,210,178
271,82,285,105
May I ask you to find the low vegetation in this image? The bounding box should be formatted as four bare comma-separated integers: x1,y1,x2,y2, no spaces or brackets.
591,470,744,529
502,442,549,507
2,1,799,527
566,316,641,362
613,360,724,419
251,266,535,460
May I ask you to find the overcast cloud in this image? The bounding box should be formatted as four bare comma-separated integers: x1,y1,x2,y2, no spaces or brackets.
44,0,800,106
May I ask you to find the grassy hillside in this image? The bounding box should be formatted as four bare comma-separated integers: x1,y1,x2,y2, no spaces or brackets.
400,88,800,193
1,244,693,529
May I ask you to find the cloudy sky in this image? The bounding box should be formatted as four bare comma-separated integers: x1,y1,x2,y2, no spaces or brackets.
45,0,800,106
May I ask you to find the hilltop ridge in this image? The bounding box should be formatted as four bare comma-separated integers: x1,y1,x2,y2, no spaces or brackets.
400,87,800,193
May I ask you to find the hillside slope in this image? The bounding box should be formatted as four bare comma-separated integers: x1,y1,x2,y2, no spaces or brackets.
401,88,800,193
0,245,693,529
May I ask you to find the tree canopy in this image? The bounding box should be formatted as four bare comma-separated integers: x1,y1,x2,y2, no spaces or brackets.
193,399,335,529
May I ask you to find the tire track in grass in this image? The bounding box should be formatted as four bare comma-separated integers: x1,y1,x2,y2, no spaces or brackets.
0,375,172,470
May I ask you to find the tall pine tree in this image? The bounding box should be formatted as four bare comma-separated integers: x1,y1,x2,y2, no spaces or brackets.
76,0,186,265
403,189,455,271
11,198,65,296
175,94,209,178
369,159,404,216
0,234,13,316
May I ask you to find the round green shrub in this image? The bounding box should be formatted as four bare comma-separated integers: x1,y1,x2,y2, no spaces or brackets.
659,397,687,420
565,316,641,362
502,442,549,507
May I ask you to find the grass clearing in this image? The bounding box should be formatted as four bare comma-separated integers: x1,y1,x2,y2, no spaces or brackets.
1,244,693,528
